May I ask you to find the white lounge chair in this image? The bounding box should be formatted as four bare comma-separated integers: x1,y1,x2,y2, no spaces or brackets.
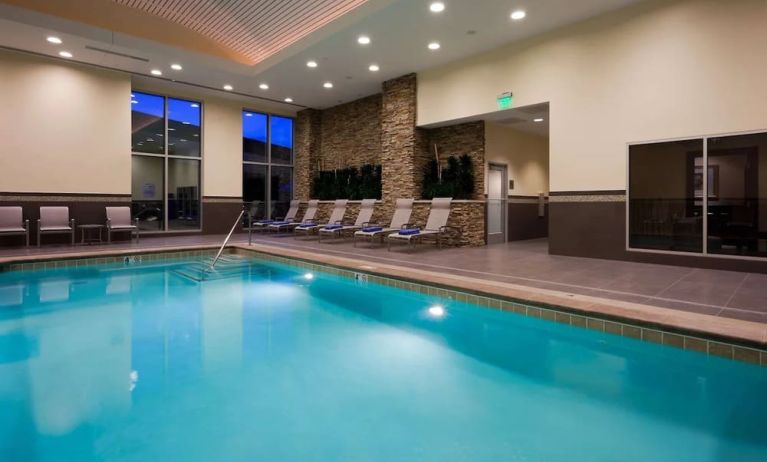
268,200,319,233
0,206,30,247
295,199,348,238
106,206,140,243
37,206,75,247
251,200,299,232
319,199,376,242
387,198,456,250
353,198,414,247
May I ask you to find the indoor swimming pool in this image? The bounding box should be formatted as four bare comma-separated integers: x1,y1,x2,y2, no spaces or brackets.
0,255,766,461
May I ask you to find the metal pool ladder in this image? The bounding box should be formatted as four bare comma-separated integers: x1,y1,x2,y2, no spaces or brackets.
209,209,245,272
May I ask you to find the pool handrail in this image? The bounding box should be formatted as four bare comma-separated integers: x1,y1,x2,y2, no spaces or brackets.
209,209,245,272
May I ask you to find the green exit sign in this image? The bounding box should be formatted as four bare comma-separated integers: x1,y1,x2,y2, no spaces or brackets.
496,92,513,109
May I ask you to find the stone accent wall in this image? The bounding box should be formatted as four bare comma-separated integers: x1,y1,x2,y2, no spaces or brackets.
294,109,321,200
381,73,420,202
319,95,381,169
292,73,487,247
424,121,485,200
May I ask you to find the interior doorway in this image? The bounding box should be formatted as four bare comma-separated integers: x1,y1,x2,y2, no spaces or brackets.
487,163,508,244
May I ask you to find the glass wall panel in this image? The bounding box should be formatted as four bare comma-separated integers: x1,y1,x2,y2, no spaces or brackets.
168,98,201,157
271,166,293,219
131,92,165,154
270,116,293,165
167,158,201,230
243,112,268,163
131,156,164,231
707,132,767,257
629,139,703,252
243,164,267,221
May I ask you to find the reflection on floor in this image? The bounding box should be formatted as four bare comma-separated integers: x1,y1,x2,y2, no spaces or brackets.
1,235,765,325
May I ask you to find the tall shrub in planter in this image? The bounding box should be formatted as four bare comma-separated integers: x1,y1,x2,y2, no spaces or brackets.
421,155,475,199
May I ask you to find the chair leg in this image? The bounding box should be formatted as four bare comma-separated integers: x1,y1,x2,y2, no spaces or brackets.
107,230,111,244
37,229,41,247
25,231,29,247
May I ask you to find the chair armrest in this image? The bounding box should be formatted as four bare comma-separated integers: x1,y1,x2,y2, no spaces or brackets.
24,219,29,231
440,225,462,234
106,218,112,230
70,218,75,229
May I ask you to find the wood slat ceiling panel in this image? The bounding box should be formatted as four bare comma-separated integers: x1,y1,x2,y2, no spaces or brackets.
113,0,368,64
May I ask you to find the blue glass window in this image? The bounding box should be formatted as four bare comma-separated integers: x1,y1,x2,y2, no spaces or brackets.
168,98,201,157
243,112,268,163
270,116,293,165
131,92,165,154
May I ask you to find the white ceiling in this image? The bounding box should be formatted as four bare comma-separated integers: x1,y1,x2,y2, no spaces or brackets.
0,0,639,112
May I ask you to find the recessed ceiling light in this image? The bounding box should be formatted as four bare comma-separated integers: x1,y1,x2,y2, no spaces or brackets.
245,113,253,117
357,35,371,45
510,10,526,20
170,63,182,71
190,103,199,108
131,100,138,104
306,60,318,68
368,64,380,72
323,82,334,89
223,84,233,91
429,2,445,13
46,36,62,44
427,41,441,50
150,69,162,76
284,97,294,103
533,118,544,123
58,51,73,58
259,83,269,90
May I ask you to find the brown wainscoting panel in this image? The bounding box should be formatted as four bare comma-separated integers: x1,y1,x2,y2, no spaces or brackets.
202,197,244,235
507,199,548,241
549,200,626,260
0,192,131,245
548,191,767,273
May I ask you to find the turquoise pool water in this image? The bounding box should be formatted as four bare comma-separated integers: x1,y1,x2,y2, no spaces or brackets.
1,257,766,461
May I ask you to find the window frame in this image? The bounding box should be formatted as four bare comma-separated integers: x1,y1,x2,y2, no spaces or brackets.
625,128,766,261
131,90,204,233
242,109,295,222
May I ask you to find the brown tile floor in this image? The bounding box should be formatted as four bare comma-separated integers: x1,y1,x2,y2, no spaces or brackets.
1,234,765,325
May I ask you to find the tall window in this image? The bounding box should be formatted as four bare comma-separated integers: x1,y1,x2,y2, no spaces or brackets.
628,131,767,258
131,91,202,231
243,111,293,222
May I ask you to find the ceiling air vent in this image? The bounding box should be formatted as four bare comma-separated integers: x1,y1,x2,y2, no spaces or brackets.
85,45,149,62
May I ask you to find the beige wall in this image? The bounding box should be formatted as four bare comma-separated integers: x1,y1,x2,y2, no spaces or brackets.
0,49,131,194
417,0,767,192
0,49,295,198
484,123,548,196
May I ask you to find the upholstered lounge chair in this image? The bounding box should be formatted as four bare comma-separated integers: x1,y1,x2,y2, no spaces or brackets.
37,206,74,247
0,206,30,247
106,206,140,243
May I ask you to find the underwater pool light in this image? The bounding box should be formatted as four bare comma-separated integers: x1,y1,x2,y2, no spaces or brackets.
428,305,445,318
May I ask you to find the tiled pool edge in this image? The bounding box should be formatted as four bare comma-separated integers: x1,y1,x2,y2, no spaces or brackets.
232,244,767,368
1,244,764,367
0,247,227,272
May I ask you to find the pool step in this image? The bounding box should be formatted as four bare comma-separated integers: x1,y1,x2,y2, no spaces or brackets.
171,255,252,282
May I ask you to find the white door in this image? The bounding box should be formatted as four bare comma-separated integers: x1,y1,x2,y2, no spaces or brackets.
487,163,507,244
